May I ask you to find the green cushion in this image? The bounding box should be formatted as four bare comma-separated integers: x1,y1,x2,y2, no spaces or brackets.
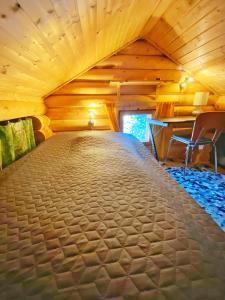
0,140,2,170
22,119,36,150
0,123,15,167
11,120,29,160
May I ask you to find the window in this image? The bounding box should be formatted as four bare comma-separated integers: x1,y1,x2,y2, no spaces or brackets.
121,112,153,142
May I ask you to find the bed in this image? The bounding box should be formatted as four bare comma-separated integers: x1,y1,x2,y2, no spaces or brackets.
0,131,225,300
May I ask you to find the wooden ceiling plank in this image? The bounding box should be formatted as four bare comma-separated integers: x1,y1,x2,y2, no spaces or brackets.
160,0,223,46
14,0,68,68
178,33,225,65
165,1,225,54
183,47,225,72
141,0,174,36
173,20,225,59
146,0,225,56
47,0,80,60
20,0,74,70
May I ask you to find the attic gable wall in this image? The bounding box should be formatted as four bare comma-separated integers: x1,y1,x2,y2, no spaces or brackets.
46,40,216,132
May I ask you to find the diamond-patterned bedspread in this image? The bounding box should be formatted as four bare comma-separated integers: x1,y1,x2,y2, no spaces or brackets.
0,131,225,300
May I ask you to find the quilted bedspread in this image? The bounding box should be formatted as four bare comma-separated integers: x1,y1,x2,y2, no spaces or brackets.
0,131,225,300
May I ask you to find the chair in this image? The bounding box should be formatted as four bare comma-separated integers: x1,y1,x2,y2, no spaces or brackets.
165,112,225,173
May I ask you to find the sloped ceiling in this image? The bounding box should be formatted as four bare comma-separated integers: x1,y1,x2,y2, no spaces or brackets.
143,0,225,95
0,0,168,102
0,0,224,105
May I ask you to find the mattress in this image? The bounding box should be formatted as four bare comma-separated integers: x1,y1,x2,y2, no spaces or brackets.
0,131,225,300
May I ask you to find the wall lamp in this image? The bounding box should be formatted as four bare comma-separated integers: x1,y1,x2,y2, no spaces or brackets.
179,77,194,91
88,110,95,129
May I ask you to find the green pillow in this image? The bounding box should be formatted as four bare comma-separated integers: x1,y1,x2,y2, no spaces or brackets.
11,120,28,160
22,119,36,150
0,123,15,167
0,140,2,170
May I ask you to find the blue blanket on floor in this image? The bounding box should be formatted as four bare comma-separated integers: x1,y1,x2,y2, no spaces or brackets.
167,167,225,231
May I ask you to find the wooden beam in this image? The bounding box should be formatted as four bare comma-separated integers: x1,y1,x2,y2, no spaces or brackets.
47,106,108,120
95,55,177,69
54,80,157,95
77,68,184,82
50,119,110,131
45,95,115,107
45,94,158,107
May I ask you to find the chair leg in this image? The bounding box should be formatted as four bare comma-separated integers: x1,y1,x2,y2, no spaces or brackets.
164,138,174,163
184,145,190,175
213,143,218,173
189,148,194,164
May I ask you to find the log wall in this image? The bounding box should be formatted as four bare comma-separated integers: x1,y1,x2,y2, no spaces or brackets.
0,100,46,121
46,40,218,132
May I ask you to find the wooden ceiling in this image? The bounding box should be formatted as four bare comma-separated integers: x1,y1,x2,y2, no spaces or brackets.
0,0,164,103
143,0,225,95
0,0,224,110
